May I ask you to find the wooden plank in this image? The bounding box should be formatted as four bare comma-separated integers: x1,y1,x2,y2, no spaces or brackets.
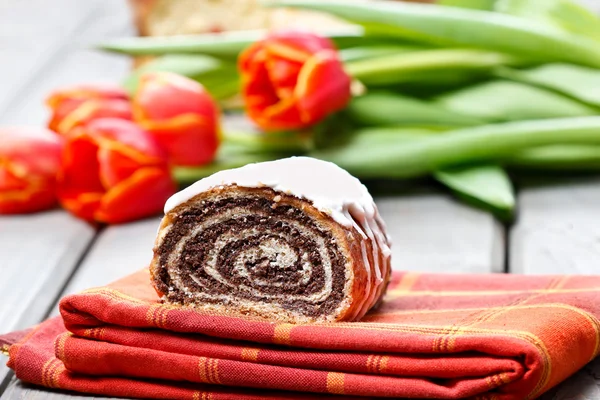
511,2,600,396
376,191,505,273
510,177,600,274
2,193,505,399
0,0,134,329
0,211,95,386
48,217,161,317
0,211,94,329
223,116,505,274
2,381,127,400
510,176,600,397
0,1,134,126
2,189,506,397
46,192,507,301
540,357,600,399
1,217,160,399
0,0,108,117
0,0,133,392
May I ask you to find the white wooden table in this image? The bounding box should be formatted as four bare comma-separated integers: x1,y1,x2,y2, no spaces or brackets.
1,0,600,398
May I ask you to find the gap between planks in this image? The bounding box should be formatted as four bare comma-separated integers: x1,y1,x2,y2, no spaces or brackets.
0,0,134,395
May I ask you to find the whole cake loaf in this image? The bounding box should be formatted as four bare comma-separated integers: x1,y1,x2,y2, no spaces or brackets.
150,157,392,323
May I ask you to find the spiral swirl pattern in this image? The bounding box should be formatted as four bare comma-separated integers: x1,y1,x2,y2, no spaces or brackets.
154,191,348,320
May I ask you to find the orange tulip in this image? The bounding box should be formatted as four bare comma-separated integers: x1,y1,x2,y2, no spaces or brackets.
0,127,63,214
133,72,220,166
46,84,132,135
239,31,351,131
58,118,176,224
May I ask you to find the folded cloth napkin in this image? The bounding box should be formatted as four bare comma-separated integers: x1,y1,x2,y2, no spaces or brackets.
3,268,600,400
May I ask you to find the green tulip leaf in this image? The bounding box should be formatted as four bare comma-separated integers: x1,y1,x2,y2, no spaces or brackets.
507,145,600,170
434,165,515,218
122,54,239,100
339,45,423,63
438,0,496,10
174,154,280,187
101,27,365,57
268,0,600,68
347,92,483,127
498,63,600,108
550,1,600,42
494,0,561,23
495,0,600,42
435,80,598,122
345,48,522,86
312,117,600,179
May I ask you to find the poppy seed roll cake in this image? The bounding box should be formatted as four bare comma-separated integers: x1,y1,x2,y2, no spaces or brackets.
150,156,392,323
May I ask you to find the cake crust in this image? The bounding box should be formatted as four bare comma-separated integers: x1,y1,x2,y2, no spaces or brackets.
151,185,390,323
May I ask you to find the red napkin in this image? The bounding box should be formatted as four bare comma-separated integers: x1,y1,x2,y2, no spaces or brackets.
4,268,600,399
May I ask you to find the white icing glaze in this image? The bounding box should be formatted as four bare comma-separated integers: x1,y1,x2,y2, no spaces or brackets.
166,157,371,228
164,156,392,317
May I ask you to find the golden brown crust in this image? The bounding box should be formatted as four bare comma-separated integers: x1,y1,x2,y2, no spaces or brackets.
150,185,390,323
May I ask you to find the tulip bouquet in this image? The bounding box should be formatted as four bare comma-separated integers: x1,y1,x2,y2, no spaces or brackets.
0,75,219,223
97,0,600,220
5,0,600,223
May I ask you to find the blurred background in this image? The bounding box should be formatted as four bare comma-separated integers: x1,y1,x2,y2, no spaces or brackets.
0,0,432,127
5,4,600,397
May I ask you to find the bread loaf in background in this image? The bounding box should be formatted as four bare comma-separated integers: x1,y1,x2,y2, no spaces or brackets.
128,0,350,36
128,0,433,37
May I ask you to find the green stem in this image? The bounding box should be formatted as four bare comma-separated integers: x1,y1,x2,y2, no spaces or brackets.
313,117,600,178
174,130,313,186
174,154,280,186
221,130,313,154
345,49,521,84
339,45,424,62
268,0,600,68
100,27,364,57
507,145,600,170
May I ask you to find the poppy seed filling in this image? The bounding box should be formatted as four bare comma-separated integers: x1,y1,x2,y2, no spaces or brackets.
155,193,347,317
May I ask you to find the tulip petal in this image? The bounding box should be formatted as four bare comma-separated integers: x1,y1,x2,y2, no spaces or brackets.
59,192,103,222
265,31,336,56
58,119,173,223
0,161,28,191
133,72,220,166
97,145,144,189
87,119,167,163
265,41,312,63
58,131,104,221
59,132,104,194
242,51,279,105
47,84,129,133
97,167,175,224
0,128,63,176
0,128,62,214
239,31,346,131
141,114,220,166
294,50,351,124
48,99,85,132
46,84,128,109
265,56,303,98
0,160,56,214
134,72,215,120
255,98,305,131
241,52,283,129
56,99,132,135
0,186,57,214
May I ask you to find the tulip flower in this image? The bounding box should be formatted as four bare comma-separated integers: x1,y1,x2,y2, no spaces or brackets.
46,84,132,135
0,128,63,214
58,118,176,224
133,72,220,166
239,31,351,131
